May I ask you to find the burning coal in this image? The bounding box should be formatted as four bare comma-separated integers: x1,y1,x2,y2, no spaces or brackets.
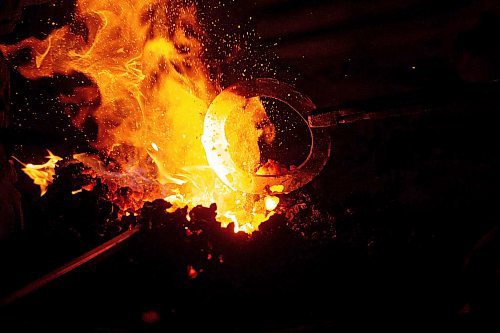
1,0,282,233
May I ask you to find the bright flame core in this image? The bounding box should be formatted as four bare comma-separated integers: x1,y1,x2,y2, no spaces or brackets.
1,0,279,232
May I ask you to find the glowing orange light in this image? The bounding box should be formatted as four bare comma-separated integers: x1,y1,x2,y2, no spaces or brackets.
1,0,282,233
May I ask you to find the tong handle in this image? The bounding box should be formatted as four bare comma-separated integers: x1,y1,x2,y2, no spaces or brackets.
308,106,428,128
308,80,500,128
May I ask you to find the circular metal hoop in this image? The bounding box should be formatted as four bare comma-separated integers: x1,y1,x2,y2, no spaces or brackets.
202,78,331,194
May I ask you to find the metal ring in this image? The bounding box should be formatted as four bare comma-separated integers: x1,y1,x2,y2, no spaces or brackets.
202,78,331,194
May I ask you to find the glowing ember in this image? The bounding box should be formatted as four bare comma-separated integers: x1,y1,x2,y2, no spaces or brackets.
1,0,280,232
187,265,198,279
12,150,62,196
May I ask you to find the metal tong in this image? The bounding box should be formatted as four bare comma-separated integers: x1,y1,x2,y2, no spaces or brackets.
203,78,500,195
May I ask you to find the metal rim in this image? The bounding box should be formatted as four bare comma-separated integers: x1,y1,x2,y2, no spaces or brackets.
202,78,331,194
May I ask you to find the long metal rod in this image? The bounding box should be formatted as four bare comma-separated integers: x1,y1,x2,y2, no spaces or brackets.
0,226,140,307
308,80,500,128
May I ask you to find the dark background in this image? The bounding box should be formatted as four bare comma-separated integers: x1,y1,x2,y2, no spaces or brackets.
1,0,500,331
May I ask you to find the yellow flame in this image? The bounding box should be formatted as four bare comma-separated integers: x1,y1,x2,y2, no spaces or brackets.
270,184,284,193
0,0,281,232
13,150,62,196
264,196,279,211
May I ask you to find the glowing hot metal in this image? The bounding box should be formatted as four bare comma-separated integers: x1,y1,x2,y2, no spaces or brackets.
202,78,331,195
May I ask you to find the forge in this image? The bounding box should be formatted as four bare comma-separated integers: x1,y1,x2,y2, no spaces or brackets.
0,0,289,233
1,0,500,331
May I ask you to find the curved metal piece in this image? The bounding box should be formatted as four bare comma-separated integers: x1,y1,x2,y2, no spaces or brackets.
202,78,331,194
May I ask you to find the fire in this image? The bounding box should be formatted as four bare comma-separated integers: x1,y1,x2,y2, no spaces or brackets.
270,184,284,193
1,0,279,232
264,196,279,211
12,150,62,196
151,142,159,152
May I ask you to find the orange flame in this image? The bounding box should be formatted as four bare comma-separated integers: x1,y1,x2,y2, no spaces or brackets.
12,150,62,196
1,0,279,232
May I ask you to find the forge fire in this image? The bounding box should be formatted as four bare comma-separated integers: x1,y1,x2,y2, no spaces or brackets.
2,0,499,330
0,0,295,233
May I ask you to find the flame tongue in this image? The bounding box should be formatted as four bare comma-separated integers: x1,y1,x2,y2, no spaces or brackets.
13,151,62,196
1,0,280,232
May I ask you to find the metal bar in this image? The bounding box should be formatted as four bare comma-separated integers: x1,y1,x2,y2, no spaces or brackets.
309,80,500,128
0,226,140,307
